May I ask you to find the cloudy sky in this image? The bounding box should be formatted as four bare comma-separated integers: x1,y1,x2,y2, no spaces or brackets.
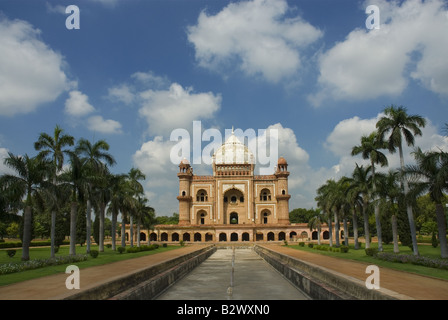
1,0,447,216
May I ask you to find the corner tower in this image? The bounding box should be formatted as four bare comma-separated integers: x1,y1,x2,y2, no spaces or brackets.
177,158,192,225
275,157,291,225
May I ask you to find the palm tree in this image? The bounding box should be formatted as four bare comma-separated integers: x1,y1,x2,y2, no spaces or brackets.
308,213,324,245
1,153,49,260
352,131,389,251
139,198,156,245
34,125,74,258
405,148,448,258
107,173,128,251
126,168,145,247
351,164,373,248
376,105,427,255
316,181,333,247
341,175,363,249
75,138,115,253
59,152,85,256
377,170,401,253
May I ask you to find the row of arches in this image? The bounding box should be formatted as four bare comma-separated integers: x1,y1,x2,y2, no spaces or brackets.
148,230,336,242
187,188,283,203
127,230,337,243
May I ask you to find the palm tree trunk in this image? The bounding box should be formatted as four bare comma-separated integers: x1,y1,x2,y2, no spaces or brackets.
86,199,92,253
352,207,359,249
21,206,32,261
50,210,56,258
363,200,371,249
399,143,419,256
334,211,340,247
121,214,126,247
391,213,399,253
99,202,105,252
317,226,321,245
111,210,117,251
343,217,348,246
137,221,141,247
371,163,383,252
327,217,333,247
130,215,134,247
435,203,448,258
70,202,77,256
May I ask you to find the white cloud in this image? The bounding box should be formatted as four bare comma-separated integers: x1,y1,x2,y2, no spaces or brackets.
323,113,448,181
187,0,322,83
65,90,95,116
107,85,134,105
139,83,221,137
87,115,123,134
310,0,448,106
133,136,180,215
0,17,69,116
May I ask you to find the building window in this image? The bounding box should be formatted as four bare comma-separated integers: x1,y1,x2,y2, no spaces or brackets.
224,196,228,203
282,190,286,195
182,191,186,196
240,196,244,203
260,189,271,201
200,213,205,225
231,196,237,203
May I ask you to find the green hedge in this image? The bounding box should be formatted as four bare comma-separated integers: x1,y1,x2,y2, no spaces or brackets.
0,240,70,249
126,244,160,253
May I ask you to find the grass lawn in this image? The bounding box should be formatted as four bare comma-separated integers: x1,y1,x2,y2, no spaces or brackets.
288,241,448,281
0,243,182,286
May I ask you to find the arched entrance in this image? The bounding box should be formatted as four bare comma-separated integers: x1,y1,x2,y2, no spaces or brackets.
267,232,275,241
231,232,238,241
172,233,179,241
219,233,227,241
242,232,250,241
194,233,202,242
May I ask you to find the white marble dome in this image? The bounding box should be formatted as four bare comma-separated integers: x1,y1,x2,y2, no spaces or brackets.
212,132,255,165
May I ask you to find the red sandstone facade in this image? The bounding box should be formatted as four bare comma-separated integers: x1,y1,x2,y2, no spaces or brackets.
146,132,331,243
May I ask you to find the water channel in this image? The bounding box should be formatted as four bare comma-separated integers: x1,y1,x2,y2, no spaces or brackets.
156,247,310,300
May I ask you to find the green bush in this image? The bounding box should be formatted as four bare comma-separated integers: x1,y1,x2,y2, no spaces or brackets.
162,243,167,248
117,247,126,254
308,243,313,248
365,248,378,256
180,240,184,246
106,244,112,249
6,249,16,258
298,242,305,247
89,250,99,258
431,232,438,248
340,245,349,253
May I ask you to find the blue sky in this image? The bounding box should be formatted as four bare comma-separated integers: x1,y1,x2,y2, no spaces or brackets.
0,0,447,216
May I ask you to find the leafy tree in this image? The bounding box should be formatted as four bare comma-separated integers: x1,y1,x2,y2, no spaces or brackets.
1,153,49,260
377,105,426,256
352,131,388,251
405,148,448,258
34,125,74,258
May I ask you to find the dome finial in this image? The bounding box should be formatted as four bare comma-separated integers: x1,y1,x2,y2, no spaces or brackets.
231,126,234,135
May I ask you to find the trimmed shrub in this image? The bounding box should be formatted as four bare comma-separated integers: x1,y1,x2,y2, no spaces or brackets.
298,242,305,247
89,250,99,258
340,245,349,253
117,247,126,254
365,248,378,256
308,243,313,248
6,249,16,258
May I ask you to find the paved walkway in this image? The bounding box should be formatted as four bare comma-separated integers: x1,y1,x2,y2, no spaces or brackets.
0,244,447,300
157,248,310,300
262,244,448,300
